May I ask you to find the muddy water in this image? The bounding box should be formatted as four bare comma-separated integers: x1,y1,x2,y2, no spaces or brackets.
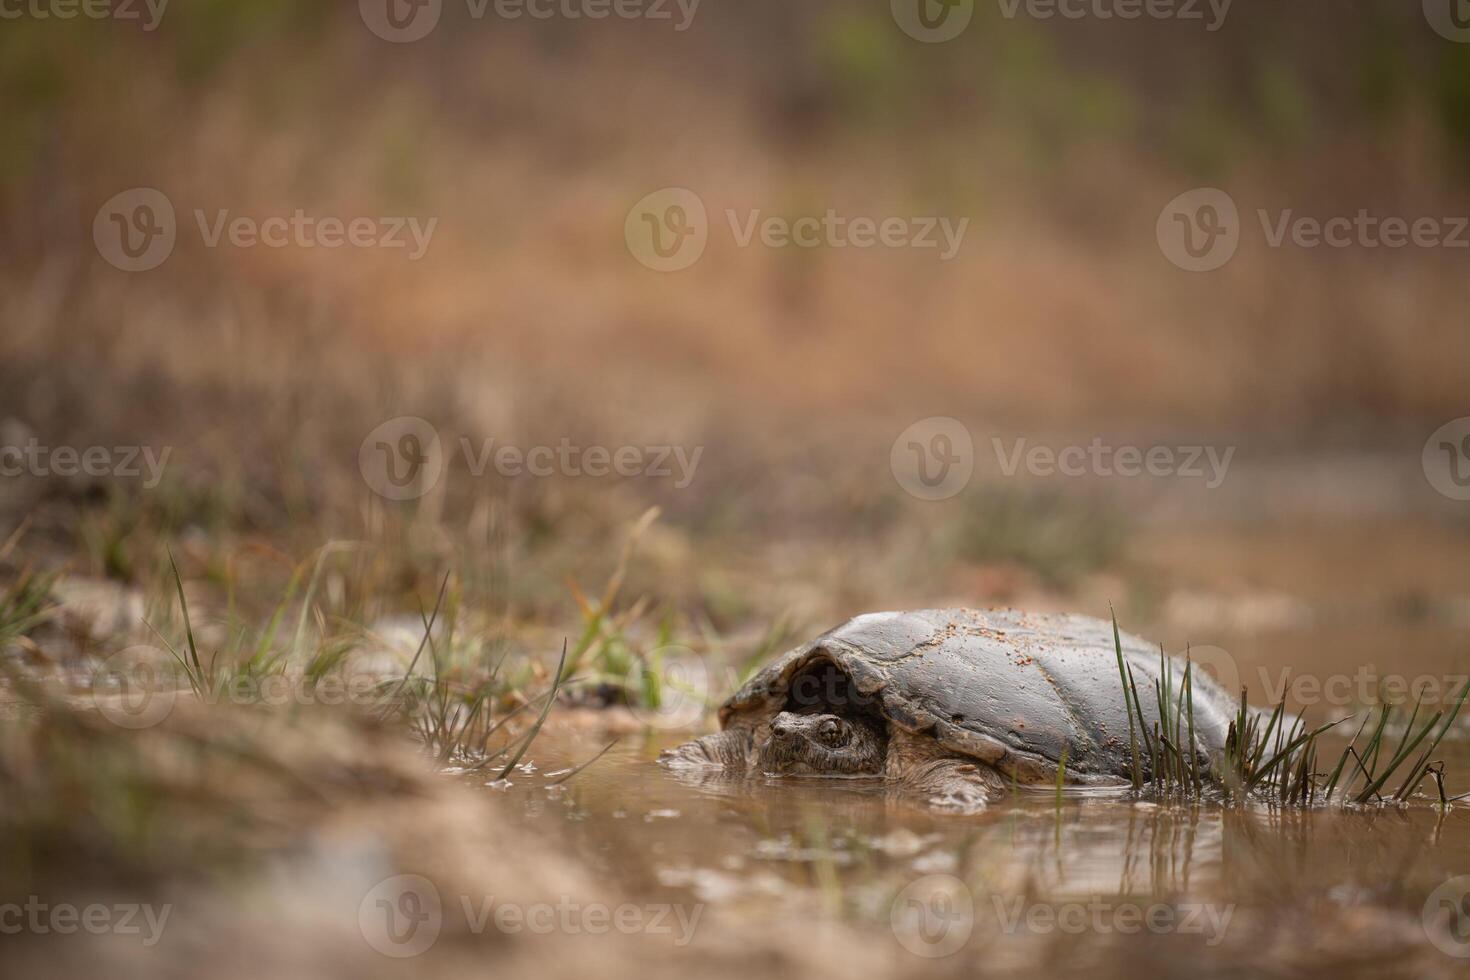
475,726,1470,977
459,519,1470,975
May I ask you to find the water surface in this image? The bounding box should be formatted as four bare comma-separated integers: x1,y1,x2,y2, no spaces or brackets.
472,727,1470,977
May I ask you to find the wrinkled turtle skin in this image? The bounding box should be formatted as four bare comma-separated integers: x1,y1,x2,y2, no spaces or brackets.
662,609,1248,809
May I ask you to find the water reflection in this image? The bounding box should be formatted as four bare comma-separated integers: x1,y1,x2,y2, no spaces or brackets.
492,731,1467,890
475,726,1470,975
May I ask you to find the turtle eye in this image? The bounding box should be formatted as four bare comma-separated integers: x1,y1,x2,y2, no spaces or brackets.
817,717,844,745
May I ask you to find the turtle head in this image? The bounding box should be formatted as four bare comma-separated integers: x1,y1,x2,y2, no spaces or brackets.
758,711,885,777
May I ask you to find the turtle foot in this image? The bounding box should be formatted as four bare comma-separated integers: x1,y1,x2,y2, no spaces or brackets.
909,761,999,814
659,730,752,771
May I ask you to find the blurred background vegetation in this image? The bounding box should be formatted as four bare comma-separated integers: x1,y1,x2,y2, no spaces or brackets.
1,0,1467,643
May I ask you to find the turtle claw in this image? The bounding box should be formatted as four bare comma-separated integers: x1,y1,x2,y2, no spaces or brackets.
658,740,719,770
912,761,996,814
925,784,990,814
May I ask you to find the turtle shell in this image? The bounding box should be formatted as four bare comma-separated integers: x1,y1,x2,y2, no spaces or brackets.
719,609,1241,783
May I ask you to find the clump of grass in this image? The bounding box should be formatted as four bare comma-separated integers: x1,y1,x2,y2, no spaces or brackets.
1219,694,1341,804
142,548,569,774
559,506,661,686
1110,610,1470,807
0,519,57,651
556,507,731,719
0,565,57,652
145,547,358,699
382,586,569,777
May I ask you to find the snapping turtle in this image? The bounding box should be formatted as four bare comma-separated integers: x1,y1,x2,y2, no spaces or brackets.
660,609,1244,811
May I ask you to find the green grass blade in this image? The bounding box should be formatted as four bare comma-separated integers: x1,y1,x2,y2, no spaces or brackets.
1323,711,1371,800
1245,718,1340,790
378,572,450,718
547,738,619,786
495,639,569,781
167,550,204,684
1355,708,1441,803
1111,608,1141,790
1055,746,1068,807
